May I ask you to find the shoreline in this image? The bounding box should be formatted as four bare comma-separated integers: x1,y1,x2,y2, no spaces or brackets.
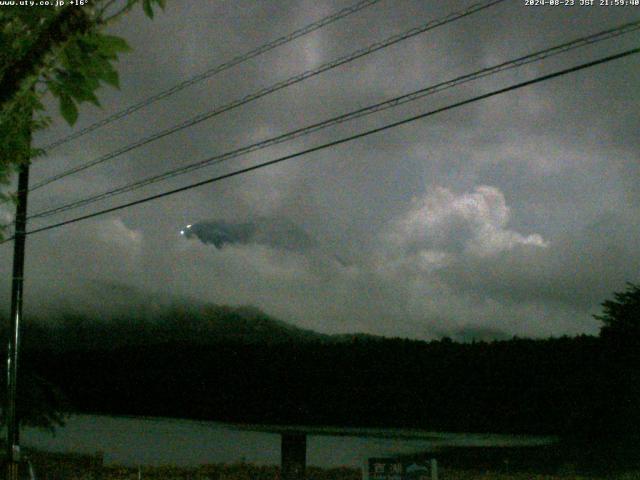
61,411,559,442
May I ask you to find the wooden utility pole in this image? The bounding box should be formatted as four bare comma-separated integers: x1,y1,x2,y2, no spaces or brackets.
5,142,31,480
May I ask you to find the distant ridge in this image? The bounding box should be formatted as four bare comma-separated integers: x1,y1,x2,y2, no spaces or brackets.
11,302,333,352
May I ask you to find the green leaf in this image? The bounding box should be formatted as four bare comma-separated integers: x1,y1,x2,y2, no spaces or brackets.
30,147,46,159
143,0,154,18
100,66,120,89
59,94,78,126
97,34,132,55
84,90,101,107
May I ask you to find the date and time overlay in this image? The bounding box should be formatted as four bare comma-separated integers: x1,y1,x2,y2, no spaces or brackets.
1,0,640,7
525,0,639,6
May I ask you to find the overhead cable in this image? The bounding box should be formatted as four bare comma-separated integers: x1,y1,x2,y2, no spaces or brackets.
26,20,640,222
8,46,637,242
31,0,506,191
39,0,386,151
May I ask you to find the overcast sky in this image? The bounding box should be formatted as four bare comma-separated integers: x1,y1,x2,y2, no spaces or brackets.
1,0,639,340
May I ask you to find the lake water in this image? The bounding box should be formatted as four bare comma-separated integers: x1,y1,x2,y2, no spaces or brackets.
20,414,554,468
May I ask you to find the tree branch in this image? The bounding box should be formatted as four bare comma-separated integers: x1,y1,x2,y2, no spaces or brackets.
0,6,93,110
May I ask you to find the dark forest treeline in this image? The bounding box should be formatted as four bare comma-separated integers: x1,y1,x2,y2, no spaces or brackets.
23,335,603,435
1,298,638,442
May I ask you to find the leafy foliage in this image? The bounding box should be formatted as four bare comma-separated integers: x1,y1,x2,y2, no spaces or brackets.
143,0,165,18
590,283,640,443
5,285,640,468
0,0,165,211
8,304,601,435
0,0,165,427
594,282,640,339
47,32,132,124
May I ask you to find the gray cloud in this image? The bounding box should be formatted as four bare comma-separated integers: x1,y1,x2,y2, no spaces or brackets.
435,211,640,314
0,0,637,341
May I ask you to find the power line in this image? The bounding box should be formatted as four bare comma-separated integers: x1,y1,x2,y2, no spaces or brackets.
33,0,504,190
39,0,386,151
7,46,637,243
31,0,506,191
26,20,640,222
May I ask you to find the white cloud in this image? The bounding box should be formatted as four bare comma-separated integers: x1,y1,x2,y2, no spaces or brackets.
389,185,547,260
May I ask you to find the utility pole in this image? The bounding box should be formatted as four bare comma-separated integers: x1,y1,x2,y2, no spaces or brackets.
5,132,31,480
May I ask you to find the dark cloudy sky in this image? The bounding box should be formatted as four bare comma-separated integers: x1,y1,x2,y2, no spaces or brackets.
1,0,639,340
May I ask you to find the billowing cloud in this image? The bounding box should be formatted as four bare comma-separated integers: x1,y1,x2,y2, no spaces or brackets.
387,185,547,262
434,211,640,315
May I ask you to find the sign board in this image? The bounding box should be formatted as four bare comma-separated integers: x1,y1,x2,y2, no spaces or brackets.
368,458,436,480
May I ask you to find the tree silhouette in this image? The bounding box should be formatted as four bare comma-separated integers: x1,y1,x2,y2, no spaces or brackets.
0,0,165,431
592,283,640,443
595,282,640,340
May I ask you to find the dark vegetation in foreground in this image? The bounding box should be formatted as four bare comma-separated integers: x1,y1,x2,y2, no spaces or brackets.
4,442,640,478
1,284,639,471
